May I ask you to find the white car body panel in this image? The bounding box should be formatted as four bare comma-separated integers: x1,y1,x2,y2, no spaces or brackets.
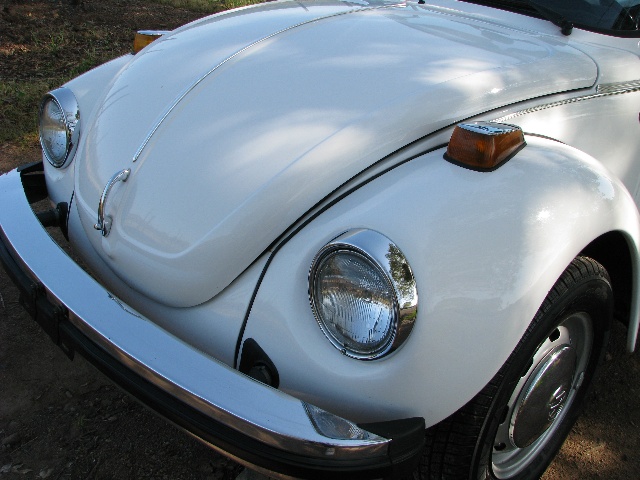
490,35,640,204
65,197,269,366
40,0,638,424
497,90,640,201
70,0,597,307
241,136,640,425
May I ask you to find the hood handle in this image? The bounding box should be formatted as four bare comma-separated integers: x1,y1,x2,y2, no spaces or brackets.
94,168,131,237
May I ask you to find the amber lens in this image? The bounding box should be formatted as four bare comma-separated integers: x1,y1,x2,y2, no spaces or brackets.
134,31,169,53
446,122,525,171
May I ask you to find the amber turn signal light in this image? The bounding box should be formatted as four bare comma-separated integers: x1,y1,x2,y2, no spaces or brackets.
134,31,170,54
445,122,525,171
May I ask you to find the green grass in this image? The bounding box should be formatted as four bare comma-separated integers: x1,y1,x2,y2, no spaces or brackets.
1,0,263,152
3,31,125,149
0,80,61,145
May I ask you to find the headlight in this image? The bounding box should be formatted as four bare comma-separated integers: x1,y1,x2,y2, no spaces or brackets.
309,229,418,360
39,87,80,168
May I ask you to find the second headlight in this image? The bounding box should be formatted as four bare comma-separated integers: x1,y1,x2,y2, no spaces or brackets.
39,87,80,168
309,229,418,360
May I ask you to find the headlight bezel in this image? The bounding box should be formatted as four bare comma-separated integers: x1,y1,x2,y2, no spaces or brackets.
39,87,80,168
309,229,418,361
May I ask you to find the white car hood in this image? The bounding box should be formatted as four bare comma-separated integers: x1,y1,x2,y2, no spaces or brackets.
75,0,596,307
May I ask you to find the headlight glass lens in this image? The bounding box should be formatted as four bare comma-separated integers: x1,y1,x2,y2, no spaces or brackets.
310,229,418,360
40,98,68,166
39,88,80,168
313,250,396,357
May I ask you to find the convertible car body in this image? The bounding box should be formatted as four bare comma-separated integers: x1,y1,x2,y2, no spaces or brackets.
1,0,639,478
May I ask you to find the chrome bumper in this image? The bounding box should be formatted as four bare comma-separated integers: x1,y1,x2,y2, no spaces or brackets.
0,163,424,479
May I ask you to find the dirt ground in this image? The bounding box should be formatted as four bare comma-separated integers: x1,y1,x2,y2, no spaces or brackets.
1,1,640,479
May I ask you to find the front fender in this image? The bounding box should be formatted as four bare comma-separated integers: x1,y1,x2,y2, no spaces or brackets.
241,135,640,427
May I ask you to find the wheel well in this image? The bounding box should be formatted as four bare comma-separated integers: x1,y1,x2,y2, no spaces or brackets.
580,231,633,326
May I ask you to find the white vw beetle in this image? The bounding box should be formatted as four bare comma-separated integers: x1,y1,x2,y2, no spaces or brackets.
1,0,639,478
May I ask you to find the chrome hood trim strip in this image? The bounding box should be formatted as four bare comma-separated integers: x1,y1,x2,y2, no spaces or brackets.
132,2,401,163
494,79,640,122
596,79,640,95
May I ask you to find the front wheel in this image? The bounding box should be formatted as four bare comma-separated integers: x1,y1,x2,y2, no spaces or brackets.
416,256,613,480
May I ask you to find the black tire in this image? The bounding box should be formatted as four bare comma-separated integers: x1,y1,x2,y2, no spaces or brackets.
415,256,613,480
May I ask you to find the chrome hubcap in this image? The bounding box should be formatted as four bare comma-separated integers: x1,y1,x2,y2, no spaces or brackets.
491,312,593,478
510,344,576,448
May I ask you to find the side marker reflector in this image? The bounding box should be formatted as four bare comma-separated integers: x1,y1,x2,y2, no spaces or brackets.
134,31,170,54
445,122,525,171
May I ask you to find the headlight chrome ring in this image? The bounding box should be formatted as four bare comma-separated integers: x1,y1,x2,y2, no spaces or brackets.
39,87,80,168
309,229,418,360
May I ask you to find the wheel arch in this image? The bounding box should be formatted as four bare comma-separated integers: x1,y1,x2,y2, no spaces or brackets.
581,230,639,352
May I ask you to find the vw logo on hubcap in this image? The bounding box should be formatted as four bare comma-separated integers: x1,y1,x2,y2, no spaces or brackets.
547,386,568,421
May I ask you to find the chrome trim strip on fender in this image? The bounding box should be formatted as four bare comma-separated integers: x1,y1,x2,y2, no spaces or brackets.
493,79,640,122
0,167,393,464
596,80,640,95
